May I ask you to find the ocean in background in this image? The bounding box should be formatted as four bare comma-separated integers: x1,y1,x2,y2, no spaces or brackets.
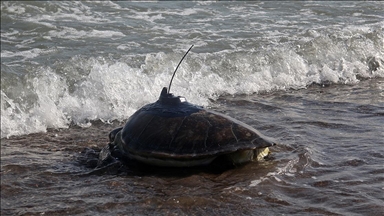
1,1,384,215
2,1,383,138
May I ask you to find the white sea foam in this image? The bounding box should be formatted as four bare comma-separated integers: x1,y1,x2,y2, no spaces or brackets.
1,2,25,14
2,48,382,138
48,27,125,40
1,48,57,61
2,43,383,138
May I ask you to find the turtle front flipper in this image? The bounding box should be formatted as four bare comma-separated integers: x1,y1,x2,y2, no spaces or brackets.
97,143,116,168
98,129,130,168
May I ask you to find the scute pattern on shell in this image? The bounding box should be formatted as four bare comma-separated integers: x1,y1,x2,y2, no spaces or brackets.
120,109,273,159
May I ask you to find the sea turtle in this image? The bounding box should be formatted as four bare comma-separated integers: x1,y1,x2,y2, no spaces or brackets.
98,45,276,168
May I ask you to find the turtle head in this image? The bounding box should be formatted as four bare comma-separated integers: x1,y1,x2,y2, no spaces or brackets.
159,87,187,105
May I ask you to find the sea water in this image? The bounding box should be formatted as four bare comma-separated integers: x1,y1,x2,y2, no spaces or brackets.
1,2,383,215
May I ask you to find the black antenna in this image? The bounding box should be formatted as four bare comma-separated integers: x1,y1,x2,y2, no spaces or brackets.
168,45,194,94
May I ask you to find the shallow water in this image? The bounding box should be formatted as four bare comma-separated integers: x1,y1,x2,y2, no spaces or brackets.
2,78,383,215
1,1,384,215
